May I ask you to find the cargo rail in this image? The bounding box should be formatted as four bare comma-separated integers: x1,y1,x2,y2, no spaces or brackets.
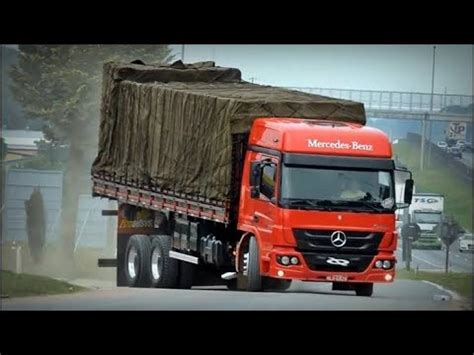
92,178,230,224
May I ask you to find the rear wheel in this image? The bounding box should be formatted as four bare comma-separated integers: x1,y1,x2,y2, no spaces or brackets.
150,235,179,288
124,235,152,288
355,283,373,297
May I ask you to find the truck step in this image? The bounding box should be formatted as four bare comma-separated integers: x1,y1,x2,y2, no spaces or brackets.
98,258,117,267
101,209,118,216
169,250,199,265
221,272,237,280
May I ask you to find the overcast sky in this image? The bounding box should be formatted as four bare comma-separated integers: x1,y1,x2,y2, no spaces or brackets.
170,45,473,95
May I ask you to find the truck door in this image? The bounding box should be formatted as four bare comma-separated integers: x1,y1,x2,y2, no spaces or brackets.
250,156,279,252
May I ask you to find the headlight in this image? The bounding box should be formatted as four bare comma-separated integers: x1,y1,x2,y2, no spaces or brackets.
290,256,299,265
382,260,392,269
280,256,290,265
375,260,383,268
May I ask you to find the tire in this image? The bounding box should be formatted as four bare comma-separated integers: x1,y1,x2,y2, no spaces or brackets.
178,261,196,289
150,235,179,288
263,277,292,291
124,235,152,288
355,283,373,297
245,236,262,292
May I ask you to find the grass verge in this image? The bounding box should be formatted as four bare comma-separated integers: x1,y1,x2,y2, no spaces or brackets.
397,268,473,302
1,270,86,298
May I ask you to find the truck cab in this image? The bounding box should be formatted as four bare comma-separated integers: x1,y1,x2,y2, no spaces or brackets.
237,118,413,295
409,193,444,249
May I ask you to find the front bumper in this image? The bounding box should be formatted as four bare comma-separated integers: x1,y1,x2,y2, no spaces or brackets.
460,243,474,251
264,247,396,284
412,236,442,250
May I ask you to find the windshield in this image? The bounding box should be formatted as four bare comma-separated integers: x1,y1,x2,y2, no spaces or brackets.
280,166,395,212
413,212,442,224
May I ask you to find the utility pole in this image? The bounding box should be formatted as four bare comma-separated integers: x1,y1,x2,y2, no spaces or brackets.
181,44,185,62
430,46,436,112
445,242,450,273
427,45,436,168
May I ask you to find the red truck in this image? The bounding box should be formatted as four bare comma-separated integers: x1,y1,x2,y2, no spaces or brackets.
93,62,413,296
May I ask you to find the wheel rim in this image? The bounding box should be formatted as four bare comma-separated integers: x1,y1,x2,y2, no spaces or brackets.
151,246,162,281
127,246,138,279
242,252,249,276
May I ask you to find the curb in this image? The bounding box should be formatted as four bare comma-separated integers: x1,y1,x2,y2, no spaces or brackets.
421,280,463,301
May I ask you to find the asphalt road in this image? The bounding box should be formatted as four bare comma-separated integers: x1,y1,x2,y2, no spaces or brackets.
396,239,473,273
1,278,468,311
460,151,473,169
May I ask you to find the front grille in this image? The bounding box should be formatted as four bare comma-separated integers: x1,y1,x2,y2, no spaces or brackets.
301,253,374,273
293,229,384,255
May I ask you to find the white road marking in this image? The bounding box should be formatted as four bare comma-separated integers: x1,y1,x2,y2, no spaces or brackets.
422,280,462,301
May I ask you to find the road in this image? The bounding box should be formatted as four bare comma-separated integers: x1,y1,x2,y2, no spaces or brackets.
396,239,473,273
2,239,470,311
1,277,468,311
460,151,473,169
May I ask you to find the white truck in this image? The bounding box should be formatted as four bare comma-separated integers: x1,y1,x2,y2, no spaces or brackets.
409,193,444,249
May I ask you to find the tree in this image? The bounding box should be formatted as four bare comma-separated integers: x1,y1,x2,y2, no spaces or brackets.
10,45,174,276
1,137,6,161
25,187,46,264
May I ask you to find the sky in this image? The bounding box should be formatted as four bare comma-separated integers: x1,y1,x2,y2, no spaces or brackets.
170,45,473,96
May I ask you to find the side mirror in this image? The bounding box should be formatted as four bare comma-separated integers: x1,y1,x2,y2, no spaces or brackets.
250,162,262,199
396,202,409,209
250,186,260,198
404,178,414,204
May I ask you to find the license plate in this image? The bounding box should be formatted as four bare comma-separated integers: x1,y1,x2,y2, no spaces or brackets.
326,275,348,282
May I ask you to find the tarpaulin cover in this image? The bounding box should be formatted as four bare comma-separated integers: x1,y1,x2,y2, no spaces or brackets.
92,61,366,202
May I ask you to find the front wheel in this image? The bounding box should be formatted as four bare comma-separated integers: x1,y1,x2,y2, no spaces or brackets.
239,236,262,292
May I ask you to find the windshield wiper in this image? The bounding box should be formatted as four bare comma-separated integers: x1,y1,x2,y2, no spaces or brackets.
347,200,386,212
283,199,335,211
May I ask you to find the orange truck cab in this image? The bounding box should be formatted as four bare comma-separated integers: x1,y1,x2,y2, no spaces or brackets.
235,118,413,295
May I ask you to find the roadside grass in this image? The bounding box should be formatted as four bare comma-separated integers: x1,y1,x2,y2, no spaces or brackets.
393,140,473,231
397,268,473,302
1,270,86,298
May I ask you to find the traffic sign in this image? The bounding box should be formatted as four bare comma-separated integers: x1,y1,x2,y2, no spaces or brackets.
401,223,421,242
446,122,466,140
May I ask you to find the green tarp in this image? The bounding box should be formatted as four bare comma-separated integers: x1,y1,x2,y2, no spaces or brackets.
92,61,366,202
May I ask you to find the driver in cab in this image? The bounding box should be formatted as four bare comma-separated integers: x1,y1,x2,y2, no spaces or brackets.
340,179,366,200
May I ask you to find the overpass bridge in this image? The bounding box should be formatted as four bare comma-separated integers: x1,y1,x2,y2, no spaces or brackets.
288,87,473,170
288,87,473,122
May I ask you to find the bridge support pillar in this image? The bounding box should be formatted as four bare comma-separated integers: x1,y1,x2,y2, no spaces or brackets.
420,113,428,171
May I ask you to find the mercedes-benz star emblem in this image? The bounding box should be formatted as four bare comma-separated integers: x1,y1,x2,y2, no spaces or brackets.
330,231,347,248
